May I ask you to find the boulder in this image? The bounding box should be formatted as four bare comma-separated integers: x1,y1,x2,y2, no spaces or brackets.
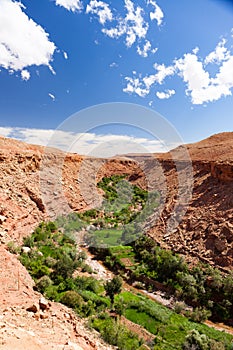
220,224,233,243
39,297,49,311
26,303,39,313
22,246,31,254
214,237,227,253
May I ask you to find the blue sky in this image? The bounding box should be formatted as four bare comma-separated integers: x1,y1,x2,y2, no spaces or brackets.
0,0,232,154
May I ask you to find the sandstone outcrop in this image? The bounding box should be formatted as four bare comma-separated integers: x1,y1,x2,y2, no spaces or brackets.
0,132,232,269
0,131,232,348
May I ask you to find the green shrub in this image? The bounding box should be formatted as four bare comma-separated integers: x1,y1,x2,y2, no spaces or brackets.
81,264,93,274
44,256,57,268
182,330,225,350
52,254,78,281
187,307,211,323
174,301,186,314
91,317,142,350
60,291,84,309
23,235,35,248
36,275,53,293
7,241,20,254
44,285,60,301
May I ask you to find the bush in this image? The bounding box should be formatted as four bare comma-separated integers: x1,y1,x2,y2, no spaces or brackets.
23,235,35,248
7,241,20,254
60,291,84,309
82,264,93,274
44,256,57,268
174,301,186,314
52,254,78,281
44,285,60,301
36,275,53,293
92,317,142,350
183,329,210,350
182,329,226,350
187,307,211,323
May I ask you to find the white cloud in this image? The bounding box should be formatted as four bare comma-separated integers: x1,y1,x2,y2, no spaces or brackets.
123,34,233,105
148,0,164,26
109,62,118,68
153,63,175,84
0,0,56,76
175,46,233,104
0,127,179,156
0,127,14,137
124,63,175,97
205,38,230,65
21,69,30,81
137,40,157,58
123,76,150,97
175,53,210,92
102,0,149,47
55,0,83,12
86,0,113,25
156,89,175,99
192,47,199,55
215,56,233,86
48,93,56,101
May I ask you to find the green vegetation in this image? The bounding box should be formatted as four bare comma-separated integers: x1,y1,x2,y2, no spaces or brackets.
90,313,143,350
182,329,227,350
56,175,159,247
115,292,232,350
18,222,110,316
99,236,233,325
105,275,123,304
12,174,233,349
15,220,233,349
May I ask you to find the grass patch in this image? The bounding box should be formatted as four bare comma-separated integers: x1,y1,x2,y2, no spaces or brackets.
91,228,123,246
115,291,233,349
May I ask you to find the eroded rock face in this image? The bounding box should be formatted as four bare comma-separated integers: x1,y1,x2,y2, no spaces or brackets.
211,162,233,182
0,247,114,350
0,132,233,348
0,132,233,270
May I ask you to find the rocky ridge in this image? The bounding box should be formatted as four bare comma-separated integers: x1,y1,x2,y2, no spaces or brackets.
0,132,232,348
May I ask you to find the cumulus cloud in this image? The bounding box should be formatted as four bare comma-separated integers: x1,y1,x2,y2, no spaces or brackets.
55,0,163,55
124,63,175,97
0,0,56,77
123,34,233,105
175,45,233,104
148,0,164,26
205,38,230,65
175,53,210,92
55,0,83,12
153,63,175,84
0,127,179,157
86,0,113,25
137,40,157,58
102,0,149,47
123,77,150,97
156,89,175,99
21,69,30,81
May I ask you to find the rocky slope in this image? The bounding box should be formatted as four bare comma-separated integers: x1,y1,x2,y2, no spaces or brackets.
0,132,232,266
148,132,233,269
0,132,232,348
